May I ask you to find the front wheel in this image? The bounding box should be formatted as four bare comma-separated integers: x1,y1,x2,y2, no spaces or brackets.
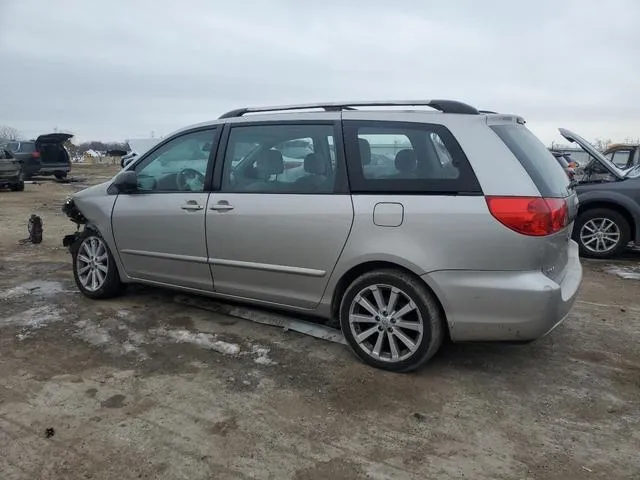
573,208,631,259
339,269,444,372
55,171,67,180
72,231,123,299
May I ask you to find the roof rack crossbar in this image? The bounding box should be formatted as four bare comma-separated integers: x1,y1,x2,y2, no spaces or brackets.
218,100,479,119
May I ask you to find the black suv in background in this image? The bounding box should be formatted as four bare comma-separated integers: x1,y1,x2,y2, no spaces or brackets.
560,128,640,259
7,133,72,179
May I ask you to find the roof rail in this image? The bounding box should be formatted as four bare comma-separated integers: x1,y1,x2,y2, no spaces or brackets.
218,99,479,119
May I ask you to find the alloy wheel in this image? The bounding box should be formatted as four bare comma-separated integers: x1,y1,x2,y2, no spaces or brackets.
580,218,621,253
76,236,109,292
348,284,424,363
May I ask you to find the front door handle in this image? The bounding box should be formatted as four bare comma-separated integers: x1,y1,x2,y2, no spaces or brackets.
210,201,234,212
181,201,203,211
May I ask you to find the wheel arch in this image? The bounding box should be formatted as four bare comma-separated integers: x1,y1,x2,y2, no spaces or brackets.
329,260,450,338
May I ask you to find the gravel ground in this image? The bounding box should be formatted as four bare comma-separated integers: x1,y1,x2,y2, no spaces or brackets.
1,166,639,480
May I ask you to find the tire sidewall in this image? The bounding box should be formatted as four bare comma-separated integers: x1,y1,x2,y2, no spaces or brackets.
72,231,121,299
339,271,438,372
573,208,630,259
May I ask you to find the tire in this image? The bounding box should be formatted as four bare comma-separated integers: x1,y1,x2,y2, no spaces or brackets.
339,269,444,372
71,230,123,299
10,181,24,191
55,171,67,180
572,208,631,259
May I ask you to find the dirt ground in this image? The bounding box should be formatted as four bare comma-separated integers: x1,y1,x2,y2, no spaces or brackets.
1,165,639,480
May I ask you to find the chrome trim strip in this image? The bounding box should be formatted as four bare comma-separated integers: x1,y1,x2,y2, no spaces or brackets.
210,258,326,277
120,249,208,264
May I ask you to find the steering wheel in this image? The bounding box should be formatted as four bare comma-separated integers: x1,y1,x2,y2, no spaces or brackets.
176,168,205,191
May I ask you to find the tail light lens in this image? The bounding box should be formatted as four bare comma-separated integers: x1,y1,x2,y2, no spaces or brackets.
32,151,40,159
486,196,568,236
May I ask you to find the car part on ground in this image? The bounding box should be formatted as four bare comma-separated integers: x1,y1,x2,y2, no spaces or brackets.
559,128,640,259
62,99,583,371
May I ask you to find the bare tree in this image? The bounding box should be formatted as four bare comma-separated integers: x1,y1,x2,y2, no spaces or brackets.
592,138,612,152
0,125,20,141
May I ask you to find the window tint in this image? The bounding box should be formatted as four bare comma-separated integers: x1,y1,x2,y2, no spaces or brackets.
491,124,569,198
134,129,215,192
344,121,480,194
222,124,338,194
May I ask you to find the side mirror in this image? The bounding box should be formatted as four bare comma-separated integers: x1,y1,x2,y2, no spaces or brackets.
112,170,138,193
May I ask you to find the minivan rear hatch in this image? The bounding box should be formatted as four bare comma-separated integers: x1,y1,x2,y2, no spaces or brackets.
488,117,578,283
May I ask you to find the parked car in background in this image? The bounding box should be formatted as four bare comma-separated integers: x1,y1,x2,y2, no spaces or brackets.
62,100,582,372
0,148,25,191
603,143,639,170
560,128,640,259
552,151,576,180
7,133,72,179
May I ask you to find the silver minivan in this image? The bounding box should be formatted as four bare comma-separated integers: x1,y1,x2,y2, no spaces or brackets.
62,100,583,371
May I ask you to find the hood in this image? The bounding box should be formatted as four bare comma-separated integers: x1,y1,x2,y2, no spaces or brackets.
559,128,626,179
35,133,73,147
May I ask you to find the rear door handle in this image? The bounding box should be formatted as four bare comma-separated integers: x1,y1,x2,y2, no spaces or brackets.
210,201,234,212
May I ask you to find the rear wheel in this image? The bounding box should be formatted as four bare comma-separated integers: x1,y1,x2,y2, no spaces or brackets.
54,171,67,180
10,175,24,191
72,231,123,299
339,269,444,372
573,208,631,259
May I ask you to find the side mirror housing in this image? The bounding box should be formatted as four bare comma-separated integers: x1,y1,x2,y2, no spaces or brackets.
112,170,138,193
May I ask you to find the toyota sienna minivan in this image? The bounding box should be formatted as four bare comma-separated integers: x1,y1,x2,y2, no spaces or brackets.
62,100,582,371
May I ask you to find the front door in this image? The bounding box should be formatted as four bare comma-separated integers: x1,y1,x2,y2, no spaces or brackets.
112,128,218,291
206,121,353,309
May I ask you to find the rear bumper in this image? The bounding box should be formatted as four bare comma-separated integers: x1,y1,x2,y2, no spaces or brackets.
38,163,71,174
424,240,583,342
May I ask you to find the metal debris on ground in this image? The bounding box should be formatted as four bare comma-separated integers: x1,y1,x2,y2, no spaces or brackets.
18,214,43,244
173,295,347,345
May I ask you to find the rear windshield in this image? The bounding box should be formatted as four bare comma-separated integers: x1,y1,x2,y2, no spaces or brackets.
491,125,569,198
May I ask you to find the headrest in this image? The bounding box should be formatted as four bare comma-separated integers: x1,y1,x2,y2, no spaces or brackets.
257,150,284,175
394,149,417,173
358,138,371,166
303,153,326,175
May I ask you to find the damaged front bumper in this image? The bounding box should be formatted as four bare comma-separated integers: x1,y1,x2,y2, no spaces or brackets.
61,197,87,250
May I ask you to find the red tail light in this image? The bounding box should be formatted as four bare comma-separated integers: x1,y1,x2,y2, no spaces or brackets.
486,196,568,236
32,151,40,159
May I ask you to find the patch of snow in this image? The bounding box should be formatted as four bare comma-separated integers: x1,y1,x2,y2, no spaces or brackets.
151,327,240,355
0,281,66,300
1,305,64,340
73,320,112,346
251,345,276,365
73,319,149,359
605,265,640,280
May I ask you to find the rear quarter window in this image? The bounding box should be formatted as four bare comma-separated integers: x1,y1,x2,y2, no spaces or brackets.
491,125,569,198
343,121,481,194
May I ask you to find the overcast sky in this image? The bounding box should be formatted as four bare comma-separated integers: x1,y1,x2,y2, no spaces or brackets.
1,0,639,145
